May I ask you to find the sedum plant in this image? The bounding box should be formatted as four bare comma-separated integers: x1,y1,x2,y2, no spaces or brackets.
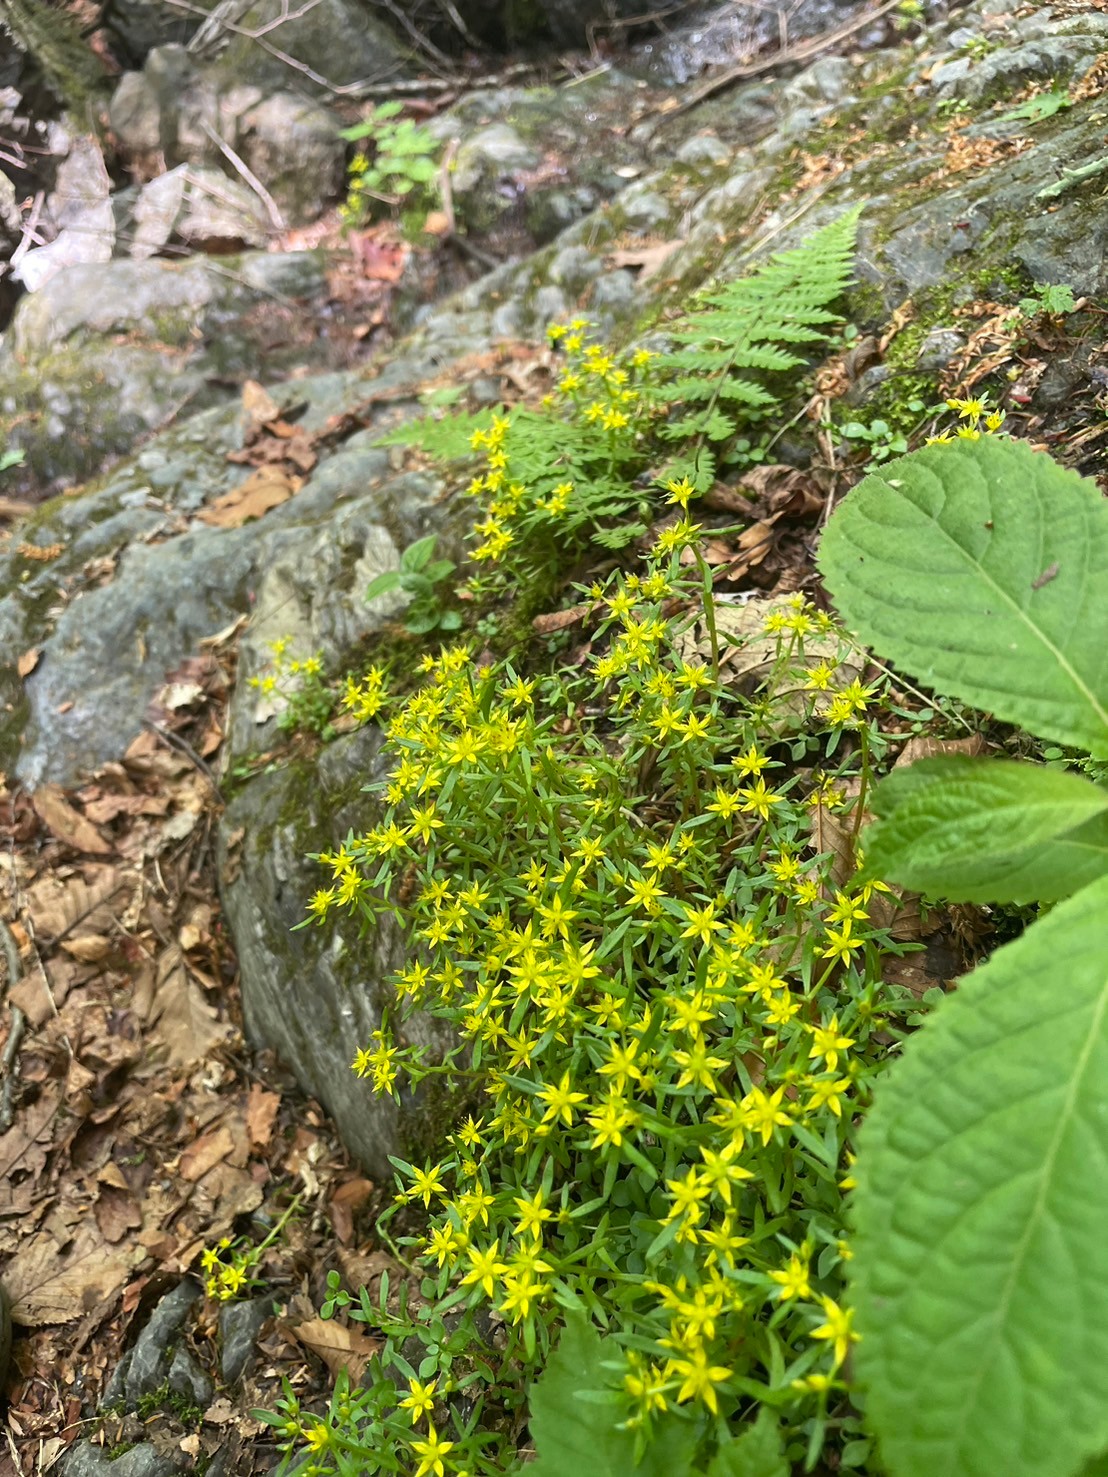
819,434,1108,1477
265,496,917,1475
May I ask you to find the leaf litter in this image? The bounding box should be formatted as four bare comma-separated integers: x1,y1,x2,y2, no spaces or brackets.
0,627,386,1471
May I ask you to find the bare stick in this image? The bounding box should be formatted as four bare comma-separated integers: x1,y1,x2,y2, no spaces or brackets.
640,0,902,133
197,120,286,232
0,919,26,1135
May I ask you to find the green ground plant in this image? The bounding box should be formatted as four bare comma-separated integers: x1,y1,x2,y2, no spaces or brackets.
819,435,1108,1477
262,528,915,1476
365,534,463,637
340,102,440,229
0,447,24,475
260,209,1101,1475
248,638,338,740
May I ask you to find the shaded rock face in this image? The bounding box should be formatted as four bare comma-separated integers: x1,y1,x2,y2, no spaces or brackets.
3,0,1106,1170
220,726,457,1177
0,251,332,488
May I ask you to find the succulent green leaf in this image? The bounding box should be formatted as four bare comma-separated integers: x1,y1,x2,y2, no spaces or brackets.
851,872,1108,1477
527,1310,698,1476
818,437,1108,755
863,755,1108,902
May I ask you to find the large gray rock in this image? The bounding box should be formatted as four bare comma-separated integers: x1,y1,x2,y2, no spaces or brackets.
12,135,114,293
0,250,330,489
208,0,409,94
237,93,345,223
220,725,456,1178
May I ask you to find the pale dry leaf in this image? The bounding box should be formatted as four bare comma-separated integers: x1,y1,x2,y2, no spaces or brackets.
291,1317,380,1382
5,1225,135,1326
196,467,300,528
17,647,40,678
180,1125,235,1182
607,239,683,280
24,867,130,939
139,944,232,1066
240,378,282,438
32,785,112,855
61,934,113,963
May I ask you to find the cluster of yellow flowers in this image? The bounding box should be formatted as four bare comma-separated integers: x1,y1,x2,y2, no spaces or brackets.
926,393,1006,444
461,322,657,567
306,504,891,1454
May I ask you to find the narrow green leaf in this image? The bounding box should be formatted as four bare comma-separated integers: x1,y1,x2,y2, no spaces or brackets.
708,1410,787,1476
819,437,1108,755
864,756,1108,902
851,872,1108,1477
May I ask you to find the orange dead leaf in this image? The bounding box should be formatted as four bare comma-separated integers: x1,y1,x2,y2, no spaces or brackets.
180,1125,235,1183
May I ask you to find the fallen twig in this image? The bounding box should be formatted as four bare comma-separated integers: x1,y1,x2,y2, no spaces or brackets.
639,0,903,134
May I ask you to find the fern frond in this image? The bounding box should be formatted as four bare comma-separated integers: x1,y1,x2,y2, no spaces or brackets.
652,203,861,433
373,408,495,460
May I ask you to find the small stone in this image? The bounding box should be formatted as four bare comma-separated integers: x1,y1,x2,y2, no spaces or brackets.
220,1297,272,1383
62,1443,183,1477
124,1280,202,1405
915,328,966,372
168,1346,213,1406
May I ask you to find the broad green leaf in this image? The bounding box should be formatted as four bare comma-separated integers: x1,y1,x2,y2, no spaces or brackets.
364,569,402,600
864,755,1108,902
708,1410,787,1476
851,872,1108,1477
818,437,1108,755
527,1310,699,1476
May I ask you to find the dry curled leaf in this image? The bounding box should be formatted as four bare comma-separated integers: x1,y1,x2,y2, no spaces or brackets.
32,785,112,856
196,467,301,528
291,1316,380,1382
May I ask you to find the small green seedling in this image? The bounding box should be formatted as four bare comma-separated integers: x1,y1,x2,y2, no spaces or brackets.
1017,281,1077,318
340,102,439,227
365,534,461,636
0,448,24,475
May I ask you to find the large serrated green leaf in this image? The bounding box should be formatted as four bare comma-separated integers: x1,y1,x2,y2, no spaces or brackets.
707,1410,788,1476
527,1310,699,1477
864,755,1108,902
851,872,1108,1477
818,438,1108,755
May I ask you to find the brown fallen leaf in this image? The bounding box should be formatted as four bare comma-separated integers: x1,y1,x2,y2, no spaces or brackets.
196,467,301,528
5,1225,135,1326
291,1316,380,1382
245,1084,281,1150
32,784,112,856
180,1125,236,1183
329,1177,374,1245
134,944,232,1066
95,1181,143,1244
894,733,986,768
17,647,40,678
531,601,599,635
